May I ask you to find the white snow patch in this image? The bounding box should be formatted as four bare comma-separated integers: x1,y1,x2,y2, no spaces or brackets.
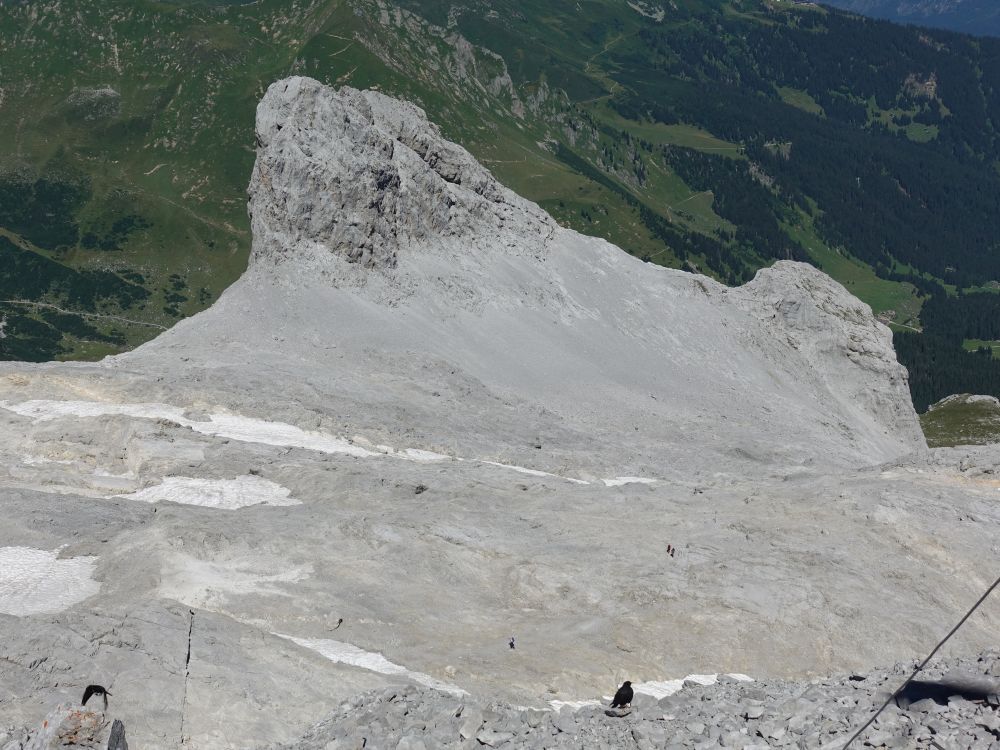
2,400,596,485
550,673,755,711
93,468,135,479
20,455,74,467
602,477,657,487
196,411,380,457
0,400,378,458
0,547,100,615
631,678,684,699
115,475,301,509
633,673,753,699
277,634,467,696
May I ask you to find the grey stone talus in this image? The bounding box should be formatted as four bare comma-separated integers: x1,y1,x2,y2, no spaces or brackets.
272,650,1000,750
0,77,997,749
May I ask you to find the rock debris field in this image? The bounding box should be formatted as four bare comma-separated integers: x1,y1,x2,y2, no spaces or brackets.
1,78,1000,748
276,652,1000,750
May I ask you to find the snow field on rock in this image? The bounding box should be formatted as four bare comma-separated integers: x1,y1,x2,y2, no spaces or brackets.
277,634,468,696
1,399,654,487
549,673,754,710
632,672,754,699
114,475,301,509
277,635,752,708
602,477,658,487
0,399,376,457
0,547,100,615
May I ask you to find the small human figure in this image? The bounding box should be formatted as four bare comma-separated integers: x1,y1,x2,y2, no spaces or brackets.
509,636,516,650
332,617,343,630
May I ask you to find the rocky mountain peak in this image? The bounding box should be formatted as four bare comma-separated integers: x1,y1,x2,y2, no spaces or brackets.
238,78,923,466
248,77,553,271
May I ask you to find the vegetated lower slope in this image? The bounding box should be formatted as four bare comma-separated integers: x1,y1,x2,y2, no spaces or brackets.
920,394,1000,446
895,289,1000,411
5,0,1000,410
821,0,1000,38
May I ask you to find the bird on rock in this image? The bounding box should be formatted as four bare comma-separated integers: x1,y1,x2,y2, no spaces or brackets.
611,680,633,709
82,685,111,710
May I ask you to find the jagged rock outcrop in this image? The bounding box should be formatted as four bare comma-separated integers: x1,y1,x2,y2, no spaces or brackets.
249,77,552,272
729,263,925,452
7,705,126,750
24,704,107,750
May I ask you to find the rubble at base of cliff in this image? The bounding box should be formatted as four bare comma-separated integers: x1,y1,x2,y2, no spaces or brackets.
270,652,1000,750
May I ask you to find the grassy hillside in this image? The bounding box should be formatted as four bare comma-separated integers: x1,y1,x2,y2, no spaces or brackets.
4,0,1000,409
921,394,1000,447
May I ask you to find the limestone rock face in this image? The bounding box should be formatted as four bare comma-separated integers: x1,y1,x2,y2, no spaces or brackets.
249,77,553,273
730,262,925,452
3,78,997,750
243,76,924,473
180,76,925,474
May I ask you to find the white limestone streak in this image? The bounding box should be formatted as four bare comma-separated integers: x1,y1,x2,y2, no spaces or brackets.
480,460,590,484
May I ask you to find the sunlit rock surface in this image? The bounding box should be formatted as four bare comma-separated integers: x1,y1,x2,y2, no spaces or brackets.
1,78,997,749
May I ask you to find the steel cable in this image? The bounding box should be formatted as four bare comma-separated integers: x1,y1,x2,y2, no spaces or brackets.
841,573,1000,749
